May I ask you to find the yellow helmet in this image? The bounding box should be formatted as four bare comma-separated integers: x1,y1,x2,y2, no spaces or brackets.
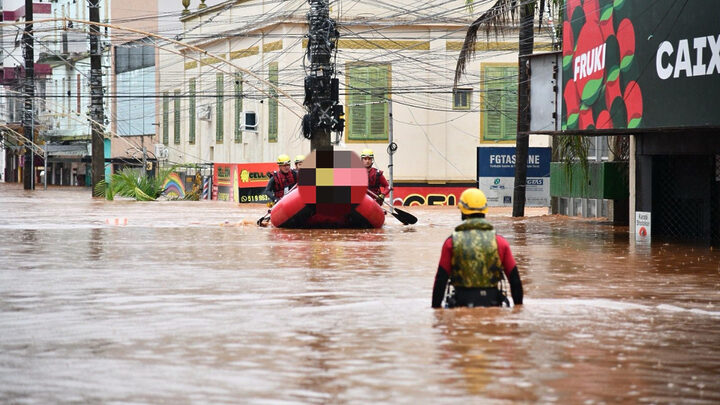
360,148,374,158
458,188,488,215
277,154,291,165
294,154,305,163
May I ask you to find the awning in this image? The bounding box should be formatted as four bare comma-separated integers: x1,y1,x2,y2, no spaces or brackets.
45,143,90,158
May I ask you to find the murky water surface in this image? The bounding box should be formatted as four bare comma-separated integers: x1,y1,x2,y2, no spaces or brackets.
1,183,719,404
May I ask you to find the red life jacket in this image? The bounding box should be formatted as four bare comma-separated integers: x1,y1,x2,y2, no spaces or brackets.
367,167,384,195
272,170,297,199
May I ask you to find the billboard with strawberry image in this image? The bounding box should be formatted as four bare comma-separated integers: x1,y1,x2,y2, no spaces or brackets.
562,0,720,131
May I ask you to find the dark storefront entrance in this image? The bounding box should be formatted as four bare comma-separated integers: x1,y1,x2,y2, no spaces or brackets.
637,133,720,245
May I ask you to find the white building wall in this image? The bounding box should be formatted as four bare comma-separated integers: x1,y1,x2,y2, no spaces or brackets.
158,0,554,182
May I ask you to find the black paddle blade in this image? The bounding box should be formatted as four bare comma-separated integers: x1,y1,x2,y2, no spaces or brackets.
391,207,417,225
257,210,271,226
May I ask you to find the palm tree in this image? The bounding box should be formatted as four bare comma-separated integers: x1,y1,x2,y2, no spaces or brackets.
455,0,555,217
94,165,180,201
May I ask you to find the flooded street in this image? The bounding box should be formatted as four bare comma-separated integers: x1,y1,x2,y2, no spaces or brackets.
1,183,719,404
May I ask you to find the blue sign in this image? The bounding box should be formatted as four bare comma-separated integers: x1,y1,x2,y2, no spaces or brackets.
477,147,551,178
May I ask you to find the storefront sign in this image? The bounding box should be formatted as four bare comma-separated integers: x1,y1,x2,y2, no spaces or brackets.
213,162,277,202
635,211,651,243
562,0,720,131
477,147,551,207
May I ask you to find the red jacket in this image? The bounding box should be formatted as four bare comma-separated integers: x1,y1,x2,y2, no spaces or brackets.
264,170,297,201
367,167,389,196
437,235,516,278
432,231,523,308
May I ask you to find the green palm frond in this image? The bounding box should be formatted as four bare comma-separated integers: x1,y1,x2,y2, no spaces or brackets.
95,165,180,201
556,135,591,192
455,0,562,88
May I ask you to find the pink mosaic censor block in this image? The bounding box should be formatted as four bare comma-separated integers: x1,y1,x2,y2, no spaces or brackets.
298,147,368,205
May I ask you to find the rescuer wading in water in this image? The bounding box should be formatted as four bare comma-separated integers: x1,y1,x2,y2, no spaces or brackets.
432,188,523,308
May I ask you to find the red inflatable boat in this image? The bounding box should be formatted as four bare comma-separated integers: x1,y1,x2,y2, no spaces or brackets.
269,148,385,229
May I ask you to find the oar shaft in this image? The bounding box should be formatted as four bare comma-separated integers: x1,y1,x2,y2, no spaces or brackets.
366,189,417,225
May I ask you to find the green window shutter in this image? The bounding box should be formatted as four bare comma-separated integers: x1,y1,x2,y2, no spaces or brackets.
162,92,169,145
348,63,389,141
234,73,242,143
348,65,368,137
482,65,517,142
216,73,224,143
268,62,278,143
368,65,388,139
173,89,181,144
189,78,196,144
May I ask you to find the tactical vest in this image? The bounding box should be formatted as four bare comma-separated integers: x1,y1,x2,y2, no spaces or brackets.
450,218,504,288
272,170,297,199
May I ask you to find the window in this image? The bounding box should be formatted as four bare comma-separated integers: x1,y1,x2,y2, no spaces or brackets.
114,41,154,74
234,73,242,143
162,92,169,145
173,89,180,144
347,63,389,142
453,88,472,110
216,73,224,143
189,78,196,144
480,64,517,142
115,38,155,136
244,112,258,131
268,62,278,143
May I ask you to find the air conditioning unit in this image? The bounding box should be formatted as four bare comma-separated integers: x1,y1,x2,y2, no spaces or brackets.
154,144,168,160
243,111,258,131
197,104,212,121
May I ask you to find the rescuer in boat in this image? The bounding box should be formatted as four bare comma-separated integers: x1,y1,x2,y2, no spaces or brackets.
360,148,389,205
431,188,523,308
263,154,298,204
293,154,305,171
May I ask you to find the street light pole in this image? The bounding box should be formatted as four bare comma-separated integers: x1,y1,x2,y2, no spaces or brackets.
388,100,395,206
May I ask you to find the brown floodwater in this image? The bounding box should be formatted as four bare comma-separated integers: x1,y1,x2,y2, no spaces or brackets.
1,183,719,404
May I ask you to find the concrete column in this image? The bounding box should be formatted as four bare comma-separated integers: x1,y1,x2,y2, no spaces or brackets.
629,135,636,238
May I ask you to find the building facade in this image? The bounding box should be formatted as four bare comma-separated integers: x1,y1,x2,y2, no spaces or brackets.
0,0,52,184
160,0,554,190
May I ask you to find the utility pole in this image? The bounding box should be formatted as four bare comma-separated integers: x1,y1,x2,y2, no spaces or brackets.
512,2,534,217
304,0,341,150
22,0,35,190
89,0,106,196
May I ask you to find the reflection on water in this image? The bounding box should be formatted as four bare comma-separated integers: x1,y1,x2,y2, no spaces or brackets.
1,183,719,403
268,227,388,271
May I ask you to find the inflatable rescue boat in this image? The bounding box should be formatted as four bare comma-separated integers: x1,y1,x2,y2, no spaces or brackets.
270,148,385,228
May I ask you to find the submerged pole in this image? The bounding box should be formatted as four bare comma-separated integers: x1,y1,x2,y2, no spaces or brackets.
304,0,341,151
22,0,35,190
89,0,106,196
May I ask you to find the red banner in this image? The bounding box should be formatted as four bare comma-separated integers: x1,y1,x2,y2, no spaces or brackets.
391,186,469,206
